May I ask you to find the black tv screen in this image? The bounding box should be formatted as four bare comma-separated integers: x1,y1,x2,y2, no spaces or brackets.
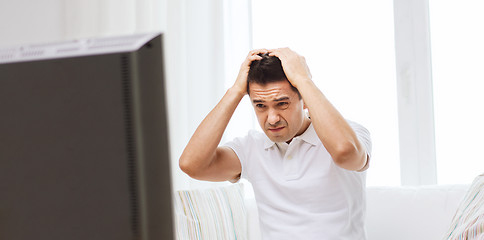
0,33,174,240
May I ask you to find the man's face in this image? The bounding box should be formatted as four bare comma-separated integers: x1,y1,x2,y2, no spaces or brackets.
249,80,310,143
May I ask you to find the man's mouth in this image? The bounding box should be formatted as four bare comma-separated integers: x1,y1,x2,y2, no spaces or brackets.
268,127,284,132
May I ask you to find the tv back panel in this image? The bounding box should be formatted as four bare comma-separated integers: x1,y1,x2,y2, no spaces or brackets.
0,33,174,240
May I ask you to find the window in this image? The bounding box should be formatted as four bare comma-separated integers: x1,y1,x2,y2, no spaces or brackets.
429,0,484,184
251,0,399,186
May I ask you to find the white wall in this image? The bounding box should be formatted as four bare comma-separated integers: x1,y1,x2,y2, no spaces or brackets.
165,0,253,190
0,0,166,47
0,0,64,46
164,0,229,190
0,0,240,191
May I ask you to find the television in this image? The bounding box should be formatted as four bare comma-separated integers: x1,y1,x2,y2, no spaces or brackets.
0,33,174,240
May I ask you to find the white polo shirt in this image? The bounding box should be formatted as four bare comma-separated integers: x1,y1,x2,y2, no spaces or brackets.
224,121,371,240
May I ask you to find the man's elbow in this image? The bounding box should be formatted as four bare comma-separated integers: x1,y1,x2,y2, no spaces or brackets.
332,143,367,171
179,156,199,178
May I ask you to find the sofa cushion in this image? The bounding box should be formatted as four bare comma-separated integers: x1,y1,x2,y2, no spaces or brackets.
366,184,469,240
174,183,248,240
442,173,484,240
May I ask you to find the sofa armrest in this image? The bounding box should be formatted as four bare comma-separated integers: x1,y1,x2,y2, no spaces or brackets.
244,196,261,240
366,184,469,240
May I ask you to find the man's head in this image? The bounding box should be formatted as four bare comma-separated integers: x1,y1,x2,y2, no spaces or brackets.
247,53,300,98
247,53,310,143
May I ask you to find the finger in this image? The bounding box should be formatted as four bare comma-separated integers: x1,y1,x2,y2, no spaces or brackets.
268,48,287,58
241,55,262,68
247,55,263,62
270,47,296,56
249,48,269,56
268,51,287,62
267,48,279,56
253,48,269,53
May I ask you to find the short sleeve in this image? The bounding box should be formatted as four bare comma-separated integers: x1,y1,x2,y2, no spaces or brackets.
347,120,372,169
222,133,252,181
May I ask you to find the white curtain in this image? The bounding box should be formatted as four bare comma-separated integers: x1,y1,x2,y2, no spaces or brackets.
0,0,251,190
62,0,164,39
0,0,164,46
62,0,236,190
0,0,64,46
166,0,252,190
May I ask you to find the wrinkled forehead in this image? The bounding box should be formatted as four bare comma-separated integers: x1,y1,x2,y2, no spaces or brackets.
248,81,298,102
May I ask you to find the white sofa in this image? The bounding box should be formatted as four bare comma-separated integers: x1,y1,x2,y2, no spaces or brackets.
175,183,471,240
365,184,469,240
245,184,470,240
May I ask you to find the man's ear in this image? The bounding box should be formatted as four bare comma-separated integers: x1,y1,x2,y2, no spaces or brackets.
303,101,310,119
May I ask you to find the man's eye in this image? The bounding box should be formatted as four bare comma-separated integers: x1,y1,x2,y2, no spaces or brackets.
256,104,265,108
278,102,289,107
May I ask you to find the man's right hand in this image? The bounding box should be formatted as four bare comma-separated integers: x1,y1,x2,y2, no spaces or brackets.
179,49,270,182
232,49,269,96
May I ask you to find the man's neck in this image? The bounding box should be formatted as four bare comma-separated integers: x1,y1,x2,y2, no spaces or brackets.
286,118,311,144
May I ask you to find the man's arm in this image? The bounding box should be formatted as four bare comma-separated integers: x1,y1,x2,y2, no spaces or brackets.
179,49,268,181
270,48,368,171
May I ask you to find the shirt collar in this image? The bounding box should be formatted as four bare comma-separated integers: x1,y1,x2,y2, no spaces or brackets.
297,123,320,146
263,135,276,149
263,123,319,149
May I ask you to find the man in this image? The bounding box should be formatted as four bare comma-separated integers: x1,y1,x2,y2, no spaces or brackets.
179,48,371,240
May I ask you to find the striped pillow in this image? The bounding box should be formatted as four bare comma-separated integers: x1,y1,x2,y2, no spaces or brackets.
443,173,484,240
174,183,248,240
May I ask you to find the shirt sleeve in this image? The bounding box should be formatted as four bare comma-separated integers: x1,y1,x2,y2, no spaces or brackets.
347,120,372,170
222,132,252,181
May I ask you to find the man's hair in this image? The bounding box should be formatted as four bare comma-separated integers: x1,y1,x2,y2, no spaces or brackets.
247,53,300,97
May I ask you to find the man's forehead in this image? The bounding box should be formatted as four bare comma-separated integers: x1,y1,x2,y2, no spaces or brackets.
252,96,290,103
249,88,296,103
249,82,297,102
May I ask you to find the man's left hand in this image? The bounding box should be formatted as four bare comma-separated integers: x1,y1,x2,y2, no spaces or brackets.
269,48,313,89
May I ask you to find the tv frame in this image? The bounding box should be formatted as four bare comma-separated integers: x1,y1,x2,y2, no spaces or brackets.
0,33,174,240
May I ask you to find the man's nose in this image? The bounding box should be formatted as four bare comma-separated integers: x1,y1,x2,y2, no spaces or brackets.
267,109,281,125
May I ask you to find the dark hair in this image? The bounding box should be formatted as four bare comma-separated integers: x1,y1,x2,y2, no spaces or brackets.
247,53,300,97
